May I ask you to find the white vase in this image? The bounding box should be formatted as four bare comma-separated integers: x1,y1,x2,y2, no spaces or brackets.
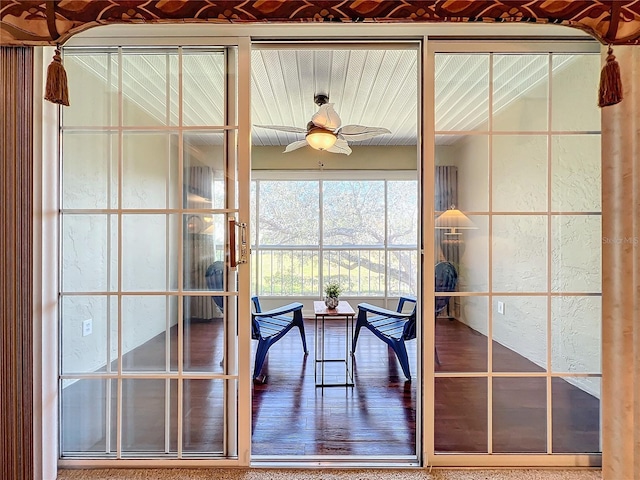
324,296,339,309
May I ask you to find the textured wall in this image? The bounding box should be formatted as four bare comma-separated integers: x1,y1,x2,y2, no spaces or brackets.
451,53,601,397
61,93,177,376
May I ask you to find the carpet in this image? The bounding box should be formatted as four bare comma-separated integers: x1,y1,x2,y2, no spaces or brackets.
57,468,602,480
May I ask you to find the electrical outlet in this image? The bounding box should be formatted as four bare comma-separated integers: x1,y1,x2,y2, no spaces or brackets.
82,318,93,337
497,301,505,315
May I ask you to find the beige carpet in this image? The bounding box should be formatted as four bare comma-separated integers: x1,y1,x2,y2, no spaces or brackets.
57,468,602,480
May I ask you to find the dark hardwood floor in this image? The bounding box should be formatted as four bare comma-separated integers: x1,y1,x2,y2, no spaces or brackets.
433,317,600,454
252,318,416,456
60,314,600,457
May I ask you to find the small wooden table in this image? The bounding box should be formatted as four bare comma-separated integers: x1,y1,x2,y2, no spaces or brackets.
313,300,356,387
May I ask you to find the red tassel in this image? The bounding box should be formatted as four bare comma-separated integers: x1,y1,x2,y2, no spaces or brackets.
598,46,623,107
44,48,70,106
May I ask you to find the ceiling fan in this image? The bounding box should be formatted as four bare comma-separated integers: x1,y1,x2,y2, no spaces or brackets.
255,94,391,155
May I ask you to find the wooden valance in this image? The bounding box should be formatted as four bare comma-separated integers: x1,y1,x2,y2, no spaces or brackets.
1,1,640,46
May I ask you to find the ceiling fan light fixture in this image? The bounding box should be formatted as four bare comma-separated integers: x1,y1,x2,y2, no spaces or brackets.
306,126,337,151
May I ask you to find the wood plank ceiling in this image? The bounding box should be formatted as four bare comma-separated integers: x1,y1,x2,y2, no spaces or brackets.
69,46,580,147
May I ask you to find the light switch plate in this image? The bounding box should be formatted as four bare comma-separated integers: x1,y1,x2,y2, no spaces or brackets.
497,301,505,315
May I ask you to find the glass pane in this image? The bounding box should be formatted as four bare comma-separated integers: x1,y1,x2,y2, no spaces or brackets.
551,135,601,212
183,312,225,373
183,51,226,127
182,379,227,453
62,132,116,209
435,377,487,452
168,214,180,291
122,214,166,291
61,296,108,374
552,54,601,132
122,52,170,126
493,54,548,132
64,52,117,126
109,296,118,371
552,376,601,453
254,249,319,296
184,132,226,210
229,131,239,212
258,181,319,245
184,213,226,292
492,296,547,373
323,181,384,246
493,377,547,453
387,180,417,246
435,54,489,132
61,379,111,454
437,215,488,293
121,296,169,372
62,214,110,292
437,136,489,213
551,296,601,374
184,277,224,322
552,215,601,293
169,54,179,126
122,133,172,209
121,379,177,453
492,215,548,292
492,135,548,212
436,296,488,373
324,249,385,296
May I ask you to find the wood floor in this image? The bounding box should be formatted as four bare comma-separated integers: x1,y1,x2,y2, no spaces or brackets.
60,314,600,457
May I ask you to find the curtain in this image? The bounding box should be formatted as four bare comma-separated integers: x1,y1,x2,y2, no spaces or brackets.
0,46,34,480
434,165,459,319
184,166,221,320
434,165,459,267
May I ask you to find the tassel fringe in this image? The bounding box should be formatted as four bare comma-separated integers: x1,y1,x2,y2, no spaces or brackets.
44,48,70,106
598,46,623,107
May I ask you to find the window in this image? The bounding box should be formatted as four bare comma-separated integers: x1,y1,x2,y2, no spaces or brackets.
251,176,418,298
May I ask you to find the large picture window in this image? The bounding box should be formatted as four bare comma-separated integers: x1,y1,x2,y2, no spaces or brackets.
250,175,418,298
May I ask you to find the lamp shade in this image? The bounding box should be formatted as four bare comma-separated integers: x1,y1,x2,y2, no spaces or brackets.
306,126,337,151
435,205,477,235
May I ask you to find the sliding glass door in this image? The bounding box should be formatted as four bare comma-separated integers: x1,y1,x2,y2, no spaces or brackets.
58,42,251,461
429,41,602,466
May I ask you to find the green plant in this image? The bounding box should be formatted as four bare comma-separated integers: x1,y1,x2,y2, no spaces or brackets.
324,281,343,298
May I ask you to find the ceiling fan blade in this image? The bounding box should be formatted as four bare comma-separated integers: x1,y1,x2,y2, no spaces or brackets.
283,139,309,153
311,104,341,131
326,138,352,155
254,124,307,134
337,125,391,141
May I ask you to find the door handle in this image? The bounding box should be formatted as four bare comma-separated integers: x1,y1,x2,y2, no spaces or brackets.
229,217,248,268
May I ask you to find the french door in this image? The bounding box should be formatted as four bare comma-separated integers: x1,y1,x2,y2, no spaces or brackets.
58,40,252,464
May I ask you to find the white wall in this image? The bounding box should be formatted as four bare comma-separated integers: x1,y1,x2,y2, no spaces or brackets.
253,145,417,170
445,54,601,398
61,89,178,376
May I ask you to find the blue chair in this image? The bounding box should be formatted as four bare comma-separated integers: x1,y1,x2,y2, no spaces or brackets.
205,261,225,312
352,261,458,379
251,296,308,380
352,296,418,380
434,261,458,365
